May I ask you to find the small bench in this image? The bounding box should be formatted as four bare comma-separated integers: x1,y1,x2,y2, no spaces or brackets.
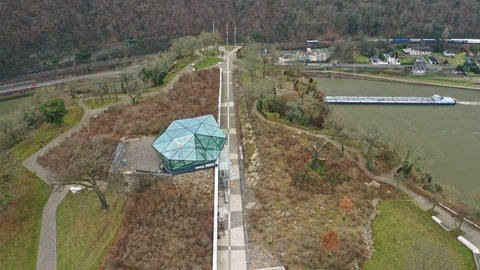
457,236,480,270
431,216,452,231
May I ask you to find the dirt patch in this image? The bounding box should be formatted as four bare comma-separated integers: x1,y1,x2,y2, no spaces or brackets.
122,136,160,173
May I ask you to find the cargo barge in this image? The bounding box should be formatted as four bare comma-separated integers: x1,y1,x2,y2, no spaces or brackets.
324,94,456,105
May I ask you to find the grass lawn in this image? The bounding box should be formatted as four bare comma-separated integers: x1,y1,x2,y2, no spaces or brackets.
195,56,223,69
57,192,127,270
363,200,475,270
162,59,191,87
0,167,50,270
447,52,467,67
399,56,415,65
355,55,370,64
0,102,84,269
85,96,125,109
404,73,474,87
12,102,83,160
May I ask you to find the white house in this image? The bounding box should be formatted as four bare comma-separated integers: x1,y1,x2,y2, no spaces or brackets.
383,53,400,65
403,47,431,56
444,50,455,57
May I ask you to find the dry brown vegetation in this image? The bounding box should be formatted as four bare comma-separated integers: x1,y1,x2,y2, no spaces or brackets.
240,92,400,269
38,68,219,267
85,69,219,139
39,68,219,169
101,171,214,270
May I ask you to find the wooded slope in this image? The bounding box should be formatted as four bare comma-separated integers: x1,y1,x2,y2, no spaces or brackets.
1,0,479,77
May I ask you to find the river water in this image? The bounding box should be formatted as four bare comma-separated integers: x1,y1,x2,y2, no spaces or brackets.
317,77,480,202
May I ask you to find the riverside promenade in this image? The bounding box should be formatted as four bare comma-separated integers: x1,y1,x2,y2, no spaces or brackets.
216,48,248,270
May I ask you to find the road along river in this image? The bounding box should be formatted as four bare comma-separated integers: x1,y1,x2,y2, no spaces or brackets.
317,77,480,205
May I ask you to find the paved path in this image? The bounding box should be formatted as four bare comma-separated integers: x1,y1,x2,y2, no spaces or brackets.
23,62,191,270
217,48,248,270
34,188,68,270
22,101,103,270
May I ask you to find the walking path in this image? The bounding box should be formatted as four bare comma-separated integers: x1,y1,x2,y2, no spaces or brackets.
217,48,248,270
255,107,480,260
23,63,191,270
22,100,103,270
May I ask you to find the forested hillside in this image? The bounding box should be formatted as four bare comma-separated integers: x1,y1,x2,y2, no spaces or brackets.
1,0,479,78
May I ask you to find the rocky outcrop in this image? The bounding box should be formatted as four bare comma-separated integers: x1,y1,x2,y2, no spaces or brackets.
363,199,381,259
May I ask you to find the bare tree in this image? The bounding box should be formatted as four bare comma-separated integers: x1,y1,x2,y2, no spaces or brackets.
53,136,116,209
310,141,326,170
430,182,443,212
327,118,349,157
198,31,220,55
358,124,383,170
443,185,469,229
237,41,262,81
401,139,435,178
170,35,198,60
120,73,141,105
95,81,109,104
18,103,42,129
243,78,274,103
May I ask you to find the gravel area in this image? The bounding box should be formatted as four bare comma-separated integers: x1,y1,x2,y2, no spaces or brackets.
122,136,161,173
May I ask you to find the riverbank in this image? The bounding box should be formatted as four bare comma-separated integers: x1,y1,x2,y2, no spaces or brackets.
253,102,480,269
304,70,480,91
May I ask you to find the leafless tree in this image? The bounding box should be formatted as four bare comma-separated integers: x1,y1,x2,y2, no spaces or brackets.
120,73,141,105
237,41,262,81
401,138,435,178
327,118,349,157
358,124,384,170
52,136,116,209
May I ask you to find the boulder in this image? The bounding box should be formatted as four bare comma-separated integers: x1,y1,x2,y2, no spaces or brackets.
246,202,256,209
251,151,259,161
367,180,381,188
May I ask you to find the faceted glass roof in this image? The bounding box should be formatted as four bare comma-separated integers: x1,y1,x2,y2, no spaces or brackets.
152,114,226,173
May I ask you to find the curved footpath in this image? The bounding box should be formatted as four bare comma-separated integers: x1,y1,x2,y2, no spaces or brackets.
255,108,480,255
23,101,104,270
23,64,190,270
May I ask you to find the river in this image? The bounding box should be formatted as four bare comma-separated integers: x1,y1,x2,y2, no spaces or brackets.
318,77,480,204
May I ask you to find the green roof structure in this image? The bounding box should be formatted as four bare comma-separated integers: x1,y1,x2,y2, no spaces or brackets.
152,114,226,174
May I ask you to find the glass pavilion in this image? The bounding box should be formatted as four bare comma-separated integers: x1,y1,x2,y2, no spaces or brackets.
152,114,226,174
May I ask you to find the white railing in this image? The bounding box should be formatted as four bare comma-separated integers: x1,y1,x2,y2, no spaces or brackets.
212,67,223,270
